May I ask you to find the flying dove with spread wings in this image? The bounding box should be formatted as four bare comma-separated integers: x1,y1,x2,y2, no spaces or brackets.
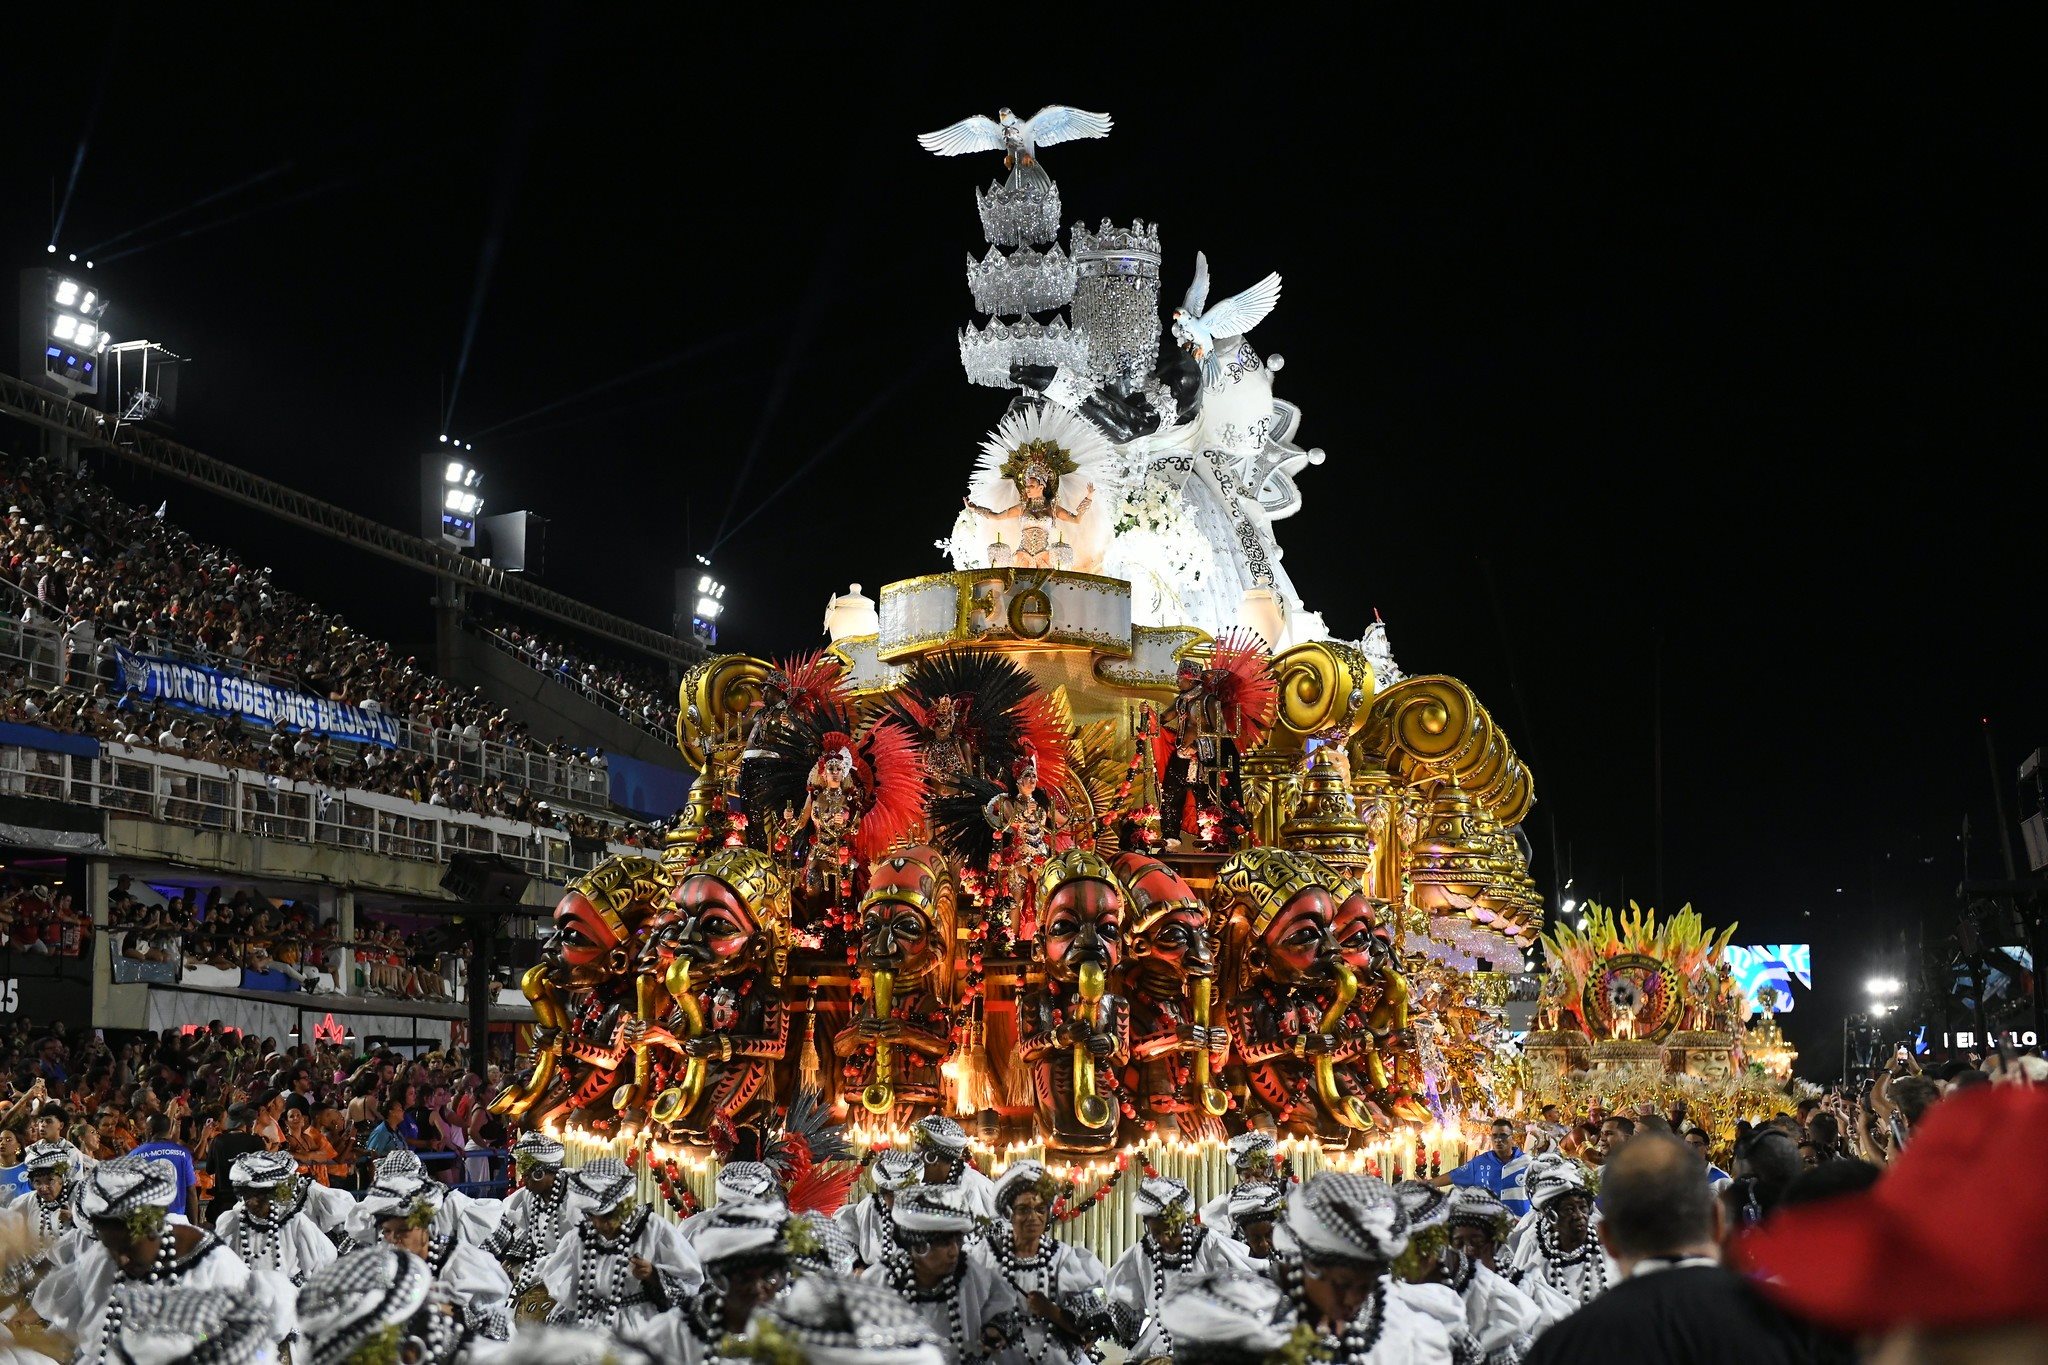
916,105,1114,171
1171,251,1283,385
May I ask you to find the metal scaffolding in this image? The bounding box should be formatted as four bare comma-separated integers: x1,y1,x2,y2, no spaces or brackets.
0,371,705,666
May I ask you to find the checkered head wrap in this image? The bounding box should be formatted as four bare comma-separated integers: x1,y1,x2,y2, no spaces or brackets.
108,1284,272,1365
787,1210,858,1277
745,1270,948,1365
231,1149,300,1191
1446,1187,1513,1240
362,1176,443,1231
870,1149,922,1193
1135,1176,1194,1219
78,1155,180,1222
512,1131,566,1168
298,1246,462,1365
715,1160,782,1205
1393,1180,1450,1231
1527,1161,1592,1212
373,1149,422,1182
1159,1270,1305,1361
22,1139,72,1177
569,1156,636,1215
1227,1131,1277,1172
888,1184,978,1234
1277,1172,1409,1263
910,1115,969,1156
1226,1180,1286,1226
694,1199,791,1270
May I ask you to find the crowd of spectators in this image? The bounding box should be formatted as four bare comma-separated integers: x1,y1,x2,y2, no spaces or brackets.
0,1016,510,1219
0,873,91,956
0,450,673,850
471,613,680,741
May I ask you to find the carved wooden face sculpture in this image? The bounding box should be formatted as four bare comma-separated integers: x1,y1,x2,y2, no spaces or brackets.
662,872,765,979
1042,874,1123,982
860,853,943,985
551,888,627,990
1331,890,1392,976
1113,853,1210,992
1260,886,1340,984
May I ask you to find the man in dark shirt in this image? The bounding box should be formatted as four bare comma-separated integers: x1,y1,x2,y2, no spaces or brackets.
1527,1134,1813,1365
202,1104,267,1226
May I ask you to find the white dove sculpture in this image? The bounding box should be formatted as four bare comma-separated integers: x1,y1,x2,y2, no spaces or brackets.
1171,251,1283,384
916,105,1114,170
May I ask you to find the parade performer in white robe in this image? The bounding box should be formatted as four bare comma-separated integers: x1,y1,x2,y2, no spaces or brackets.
909,1117,996,1218
2,1143,79,1285
540,1156,702,1336
1447,1187,1574,1330
974,1161,1113,1365
1193,1179,1285,1277
1195,1132,1280,1233
1395,1181,1542,1365
216,1151,338,1289
676,1161,782,1246
100,1284,276,1365
1108,1176,1218,1362
296,1247,473,1365
1269,1172,1453,1365
1508,1161,1614,1310
352,1150,501,1249
32,1155,252,1364
1158,1269,1324,1365
478,1131,575,1314
725,1271,951,1365
864,1184,1020,1364
835,1148,921,1271
628,1200,801,1365
361,1178,513,1342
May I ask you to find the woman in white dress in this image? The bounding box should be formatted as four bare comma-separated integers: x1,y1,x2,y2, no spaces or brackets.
834,1148,921,1270
1447,1187,1575,1330
1507,1162,1615,1310
862,1184,1019,1363
1193,1180,1285,1276
297,1246,472,1365
1393,1181,1542,1365
629,1200,799,1365
215,1150,338,1289
1107,1177,1212,1361
361,1178,514,1342
974,1161,1113,1365
1268,1172,1454,1365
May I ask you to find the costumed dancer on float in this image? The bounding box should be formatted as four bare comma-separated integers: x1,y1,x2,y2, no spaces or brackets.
835,1148,922,1271
630,1201,804,1365
1156,632,1276,851
1106,1176,1210,1362
215,1150,338,1290
296,1247,475,1365
1268,1173,1453,1365
1393,1182,1540,1365
1446,1188,1574,1331
479,1131,576,1317
865,1184,1020,1364
362,1179,513,1342
1192,1180,1286,1277
974,1160,1113,1365
541,1157,701,1336
909,1116,996,1218
1507,1162,1612,1310
33,1156,255,1364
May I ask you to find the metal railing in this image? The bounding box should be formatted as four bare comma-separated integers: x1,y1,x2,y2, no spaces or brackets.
466,621,677,745
0,605,613,810
0,370,707,666
0,739,640,886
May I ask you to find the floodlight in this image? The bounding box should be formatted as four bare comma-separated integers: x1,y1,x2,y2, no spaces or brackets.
445,460,466,484
79,291,96,312
695,596,723,620
51,315,77,341
45,245,54,254
67,254,76,263
74,323,96,349
54,280,77,307
1561,896,1578,914
439,434,449,443
463,468,480,488
698,574,713,593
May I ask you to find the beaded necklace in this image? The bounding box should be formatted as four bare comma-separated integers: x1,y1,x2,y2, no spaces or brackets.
1322,1284,1388,1365
1142,1227,1204,1357
1534,1218,1608,1302
571,1208,650,1326
988,1229,1056,1365
233,1205,285,1275
890,1252,968,1360
93,1234,180,1364
32,1193,67,1241
511,1179,569,1290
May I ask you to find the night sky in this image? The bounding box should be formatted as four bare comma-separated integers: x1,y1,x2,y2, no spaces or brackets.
7,14,2040,1071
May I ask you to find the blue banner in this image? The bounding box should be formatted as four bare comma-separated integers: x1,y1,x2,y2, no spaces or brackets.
114,647,401,748
606,751,694,819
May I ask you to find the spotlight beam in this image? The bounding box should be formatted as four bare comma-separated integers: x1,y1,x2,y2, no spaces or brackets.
80,161,295,254
48,26,124,250
442,25,551,433
714,343,948,551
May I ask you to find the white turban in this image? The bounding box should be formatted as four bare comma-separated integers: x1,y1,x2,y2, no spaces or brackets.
1159,1270,1302,1358
1527,1160,1592,1212
889,1184,978,1234
715,1160,782,1204
1279,1172,1409,1263
1136,1176,1194,1219
871,1149,923,1192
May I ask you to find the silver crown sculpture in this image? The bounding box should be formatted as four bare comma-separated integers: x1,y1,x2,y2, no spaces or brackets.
1071,218,1164,395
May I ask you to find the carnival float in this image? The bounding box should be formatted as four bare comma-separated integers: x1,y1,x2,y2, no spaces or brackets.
488,105,1800,1259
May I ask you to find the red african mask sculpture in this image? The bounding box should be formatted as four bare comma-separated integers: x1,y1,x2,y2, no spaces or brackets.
1018,850,1131,1154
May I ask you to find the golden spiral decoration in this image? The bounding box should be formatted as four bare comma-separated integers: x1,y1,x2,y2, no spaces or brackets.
1271,641,1376,746
676,653,773,769
1356,675,1537,828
